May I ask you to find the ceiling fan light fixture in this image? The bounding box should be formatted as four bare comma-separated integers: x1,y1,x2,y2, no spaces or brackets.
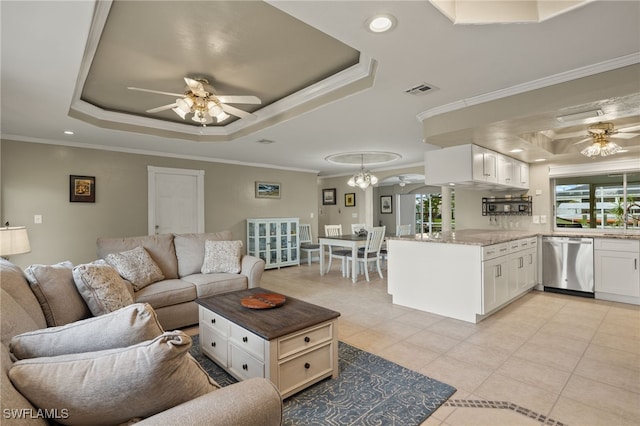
172,107,187,120
580,136,621,158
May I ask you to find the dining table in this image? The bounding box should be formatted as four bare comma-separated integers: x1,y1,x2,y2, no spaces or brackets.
318,234,369,283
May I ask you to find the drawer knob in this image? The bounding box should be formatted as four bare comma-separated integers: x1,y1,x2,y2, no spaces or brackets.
242,363,248,371
211,342,216,348
211,318,216,324
304,336,310,343
242,336,248,343
304,363,311,369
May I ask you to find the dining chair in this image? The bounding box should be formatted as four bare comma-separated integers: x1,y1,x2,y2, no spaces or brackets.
345,226,386,282
324,224,350,276
299,223,320,265
351,223,366,234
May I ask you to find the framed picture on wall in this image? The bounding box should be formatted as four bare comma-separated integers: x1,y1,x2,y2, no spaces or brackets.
345,192,356,207
322,188,336,205
380,195,393,214
69,175,95,203
255,182,281,199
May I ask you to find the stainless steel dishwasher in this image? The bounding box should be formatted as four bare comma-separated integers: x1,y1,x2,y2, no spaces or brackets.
542,236,594,297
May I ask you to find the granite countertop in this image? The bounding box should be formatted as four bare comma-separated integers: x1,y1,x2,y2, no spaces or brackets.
389,229,640,246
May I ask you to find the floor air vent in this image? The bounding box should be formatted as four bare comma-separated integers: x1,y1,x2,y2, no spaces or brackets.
404,82,436,96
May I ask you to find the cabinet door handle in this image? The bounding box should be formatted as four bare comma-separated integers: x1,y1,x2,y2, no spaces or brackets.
242,336,248,343
242,363,248,371
211,318,216,324
211,341,216,348
636,258,638,270
304,336,311,343
304,363,311,369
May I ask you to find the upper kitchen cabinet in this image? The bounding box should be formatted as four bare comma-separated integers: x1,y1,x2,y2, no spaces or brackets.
425,144,529,190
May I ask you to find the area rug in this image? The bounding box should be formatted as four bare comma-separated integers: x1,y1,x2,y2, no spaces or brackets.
189,335,456,425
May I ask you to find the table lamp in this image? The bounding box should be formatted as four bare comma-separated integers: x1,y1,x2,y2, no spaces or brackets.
0,226,31,259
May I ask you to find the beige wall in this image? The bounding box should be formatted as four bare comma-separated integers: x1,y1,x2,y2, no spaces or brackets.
1,140,318,268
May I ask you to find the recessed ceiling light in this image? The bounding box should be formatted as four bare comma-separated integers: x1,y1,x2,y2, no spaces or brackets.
366,14,396,33
509,148,524,153
534,158,546,162
64,130,74,135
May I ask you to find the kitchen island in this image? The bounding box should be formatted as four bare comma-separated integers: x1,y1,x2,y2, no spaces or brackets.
387,230,539,323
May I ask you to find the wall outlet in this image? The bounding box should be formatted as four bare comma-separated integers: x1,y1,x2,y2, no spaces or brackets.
310,212,314,218
352,213,358,218
535,189,542,196
34,214,43,224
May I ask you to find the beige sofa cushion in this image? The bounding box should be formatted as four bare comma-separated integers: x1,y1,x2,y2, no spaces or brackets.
97,234,178,279
201,240,243,274
24,261,91,327
72,263,134,316
181,273,248,298
0,259,47,341
174,231,233,277
8,331,218,426
134,278,197,309
105,246,165,291
10,303,163,360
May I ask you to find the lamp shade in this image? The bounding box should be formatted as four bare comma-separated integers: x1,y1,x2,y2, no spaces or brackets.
0,226,31,256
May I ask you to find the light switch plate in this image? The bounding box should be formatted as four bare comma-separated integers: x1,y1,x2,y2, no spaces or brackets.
540,215,547,224
532,215,540,224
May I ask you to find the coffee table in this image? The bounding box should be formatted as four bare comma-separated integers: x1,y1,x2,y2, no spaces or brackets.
196,287,340,398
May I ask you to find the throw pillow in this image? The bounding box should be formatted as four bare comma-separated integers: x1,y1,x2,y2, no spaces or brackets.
105,246,164,291
201,240,243,274
10,303,164,360
8,331,218,426
173,231,234,277
24,261,91,327
72,263,134,316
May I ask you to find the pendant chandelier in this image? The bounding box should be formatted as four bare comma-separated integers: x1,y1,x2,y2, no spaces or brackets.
347,154,378,190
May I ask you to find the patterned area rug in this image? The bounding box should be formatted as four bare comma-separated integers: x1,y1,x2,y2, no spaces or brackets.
190,335,456,425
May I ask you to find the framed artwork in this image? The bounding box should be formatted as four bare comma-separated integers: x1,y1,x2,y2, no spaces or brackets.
255,182,281,199
322,188,337,205
69,175,95,203
345,192,356,207
380,195,393,214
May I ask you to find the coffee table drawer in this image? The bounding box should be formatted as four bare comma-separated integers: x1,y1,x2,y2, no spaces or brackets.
229,345,264,381
230,322,265,361
199,307,229,336
201,325,228,366
279,343,333,395
278,323,333,360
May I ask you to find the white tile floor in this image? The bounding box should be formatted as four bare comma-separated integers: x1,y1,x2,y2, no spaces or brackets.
253,262,640,426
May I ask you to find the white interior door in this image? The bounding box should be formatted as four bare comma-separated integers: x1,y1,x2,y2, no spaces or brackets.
148,166,204,235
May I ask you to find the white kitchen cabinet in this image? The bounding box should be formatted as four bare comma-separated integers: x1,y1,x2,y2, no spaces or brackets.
472,145,498,183
425,144,528,189
482,244,509,313
247,218,299,269
594,238,640,304
507,237,538,297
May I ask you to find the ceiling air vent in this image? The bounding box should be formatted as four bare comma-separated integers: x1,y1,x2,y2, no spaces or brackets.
404,82,435,96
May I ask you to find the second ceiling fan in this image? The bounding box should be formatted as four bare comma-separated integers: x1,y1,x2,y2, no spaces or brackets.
128,77,261,126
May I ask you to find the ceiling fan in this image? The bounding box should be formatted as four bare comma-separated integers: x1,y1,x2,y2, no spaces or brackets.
571,122,640,158
128,77,261,126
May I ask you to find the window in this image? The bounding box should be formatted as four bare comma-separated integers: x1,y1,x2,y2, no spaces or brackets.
415,192,455,233
554,173,640,230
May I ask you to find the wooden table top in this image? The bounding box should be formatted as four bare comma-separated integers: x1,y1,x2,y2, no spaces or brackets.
196,287,340,340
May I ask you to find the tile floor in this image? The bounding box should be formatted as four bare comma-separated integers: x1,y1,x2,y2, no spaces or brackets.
252,263,640,426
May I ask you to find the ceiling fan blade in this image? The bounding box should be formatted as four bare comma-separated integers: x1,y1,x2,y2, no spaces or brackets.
128,87,184,97
220,103,255,119
146,103,179,113
611,133,639,139
216,95,261,105
572,137,592,145
184,77,208,97
618,124,640,133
